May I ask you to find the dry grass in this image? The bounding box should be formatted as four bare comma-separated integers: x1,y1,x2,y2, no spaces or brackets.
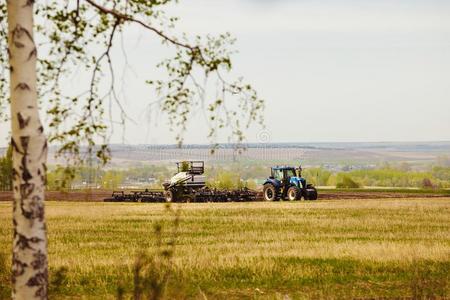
0,198,449,299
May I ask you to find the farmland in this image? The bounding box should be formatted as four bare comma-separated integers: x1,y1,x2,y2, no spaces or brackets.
0,198,449,299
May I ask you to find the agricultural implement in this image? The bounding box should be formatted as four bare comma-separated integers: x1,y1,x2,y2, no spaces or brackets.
104,190,166,202
105,161,318,203
104,161,257,203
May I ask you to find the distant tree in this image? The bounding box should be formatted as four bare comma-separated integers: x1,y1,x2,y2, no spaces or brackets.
242,179,257,190
46,166,79,191
336,175,361,188
208,171,240,190
422,178,434,189
303,167,331,186
1,1,264,298
0,145,13,191
101,170,124,189
431,166,450,183
180,161,190,172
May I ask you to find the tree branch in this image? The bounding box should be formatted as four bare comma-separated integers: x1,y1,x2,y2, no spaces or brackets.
84,0,194,51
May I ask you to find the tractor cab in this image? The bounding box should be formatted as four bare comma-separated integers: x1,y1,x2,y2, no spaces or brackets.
268,166,306,189
269,167,294,184
263,165,317,201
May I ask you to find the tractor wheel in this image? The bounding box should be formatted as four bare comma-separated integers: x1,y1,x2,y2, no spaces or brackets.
165,190,176,202
263,184,277,201
287,186,301,201
306,187,318,200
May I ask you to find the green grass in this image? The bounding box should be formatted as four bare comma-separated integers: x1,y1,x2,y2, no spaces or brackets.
0,198,449,299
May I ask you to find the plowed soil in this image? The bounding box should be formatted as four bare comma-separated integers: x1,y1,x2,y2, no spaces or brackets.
0,189,448,202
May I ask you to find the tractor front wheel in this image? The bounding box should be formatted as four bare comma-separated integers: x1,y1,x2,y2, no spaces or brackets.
263,184,277,201
287,186,301,201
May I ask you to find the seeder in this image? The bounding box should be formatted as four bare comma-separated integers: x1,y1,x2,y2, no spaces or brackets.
104,161,258,203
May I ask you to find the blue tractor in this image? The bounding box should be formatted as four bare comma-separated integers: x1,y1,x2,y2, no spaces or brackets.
263,166,318,201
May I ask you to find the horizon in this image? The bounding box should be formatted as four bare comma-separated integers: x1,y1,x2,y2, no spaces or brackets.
1,139,450,150
2,140,450,155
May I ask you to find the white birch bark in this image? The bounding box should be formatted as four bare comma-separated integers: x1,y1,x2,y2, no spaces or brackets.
7,0,48,299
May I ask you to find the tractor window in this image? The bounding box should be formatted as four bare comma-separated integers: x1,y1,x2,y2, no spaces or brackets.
285,169,296,178
273,169,283,180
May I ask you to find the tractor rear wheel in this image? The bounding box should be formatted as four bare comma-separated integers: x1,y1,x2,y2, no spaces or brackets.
287,186,301,201
305,187,318,200
263,184,277,201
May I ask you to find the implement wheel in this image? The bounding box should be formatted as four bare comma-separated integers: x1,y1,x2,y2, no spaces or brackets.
287,186,301,201
263,184,277,201
165,190,176,202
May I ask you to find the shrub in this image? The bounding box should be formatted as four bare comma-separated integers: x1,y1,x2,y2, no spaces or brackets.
179,161,190,172
422,178,434,189
336,175,361,188
208,171,241,189
302,167,332,186
101,171,125,189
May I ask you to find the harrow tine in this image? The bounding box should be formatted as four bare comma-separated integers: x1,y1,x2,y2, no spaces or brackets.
104,187,258,203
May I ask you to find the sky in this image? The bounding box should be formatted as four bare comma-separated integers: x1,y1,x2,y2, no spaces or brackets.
1,0,450,146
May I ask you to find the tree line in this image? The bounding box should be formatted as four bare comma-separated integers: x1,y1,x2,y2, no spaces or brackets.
0,146,12,191
15,162,447,191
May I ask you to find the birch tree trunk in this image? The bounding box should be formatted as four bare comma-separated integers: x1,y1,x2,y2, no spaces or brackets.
7,0,48,299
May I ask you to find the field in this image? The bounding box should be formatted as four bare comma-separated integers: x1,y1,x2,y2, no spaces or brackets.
0,198,449,299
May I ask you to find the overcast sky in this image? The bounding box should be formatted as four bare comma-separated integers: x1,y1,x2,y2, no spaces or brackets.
1,0,450,146
164,0,450,145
